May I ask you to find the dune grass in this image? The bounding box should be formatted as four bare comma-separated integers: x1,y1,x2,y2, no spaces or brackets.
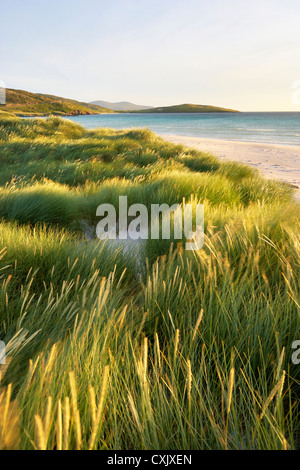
0,117,299,450
2,88,113,116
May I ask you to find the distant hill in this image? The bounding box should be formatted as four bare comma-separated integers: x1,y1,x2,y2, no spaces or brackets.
1,89,114,116
90,100,153,111
0,91,239,116
132,103,239,113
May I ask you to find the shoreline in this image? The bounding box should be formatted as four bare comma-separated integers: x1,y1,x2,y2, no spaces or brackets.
161,134,300,201
15,112,116,117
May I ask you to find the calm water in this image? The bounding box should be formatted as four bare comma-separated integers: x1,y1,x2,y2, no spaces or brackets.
66,112,300,146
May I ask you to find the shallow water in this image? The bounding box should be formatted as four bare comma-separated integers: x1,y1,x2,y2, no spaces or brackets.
67,112,300,146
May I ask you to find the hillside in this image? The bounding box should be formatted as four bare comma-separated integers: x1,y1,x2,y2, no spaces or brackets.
90,100,153,111
132,103,239,113
0,88,113,116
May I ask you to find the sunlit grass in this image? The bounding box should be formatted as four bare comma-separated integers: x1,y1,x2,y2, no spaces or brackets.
0,117,299,450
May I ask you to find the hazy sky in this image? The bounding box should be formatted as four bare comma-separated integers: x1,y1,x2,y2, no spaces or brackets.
1,0,300,111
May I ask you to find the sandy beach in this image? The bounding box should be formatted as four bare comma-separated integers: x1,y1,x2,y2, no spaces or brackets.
162,135,300,201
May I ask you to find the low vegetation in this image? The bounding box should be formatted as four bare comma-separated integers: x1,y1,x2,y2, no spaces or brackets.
132,103,239,113
0,116,299,449
0,88,113,117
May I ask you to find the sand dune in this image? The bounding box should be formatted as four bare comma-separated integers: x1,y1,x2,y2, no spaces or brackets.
162,135,300,201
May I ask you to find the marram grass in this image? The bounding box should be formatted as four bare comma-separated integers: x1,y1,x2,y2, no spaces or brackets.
0,117,299,449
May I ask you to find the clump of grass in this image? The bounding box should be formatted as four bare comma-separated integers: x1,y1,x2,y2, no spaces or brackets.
176,151,221,172
0,110,19,121
0,181,83,227
124,128,156,142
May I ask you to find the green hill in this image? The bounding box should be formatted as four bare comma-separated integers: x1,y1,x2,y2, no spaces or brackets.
132,103,239,113
0,116,298,450
0,88,113,116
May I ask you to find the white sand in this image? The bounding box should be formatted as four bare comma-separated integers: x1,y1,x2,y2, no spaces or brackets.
161,135,300,201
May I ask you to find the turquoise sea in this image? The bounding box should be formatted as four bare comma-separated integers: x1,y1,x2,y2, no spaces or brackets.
67,112,300,146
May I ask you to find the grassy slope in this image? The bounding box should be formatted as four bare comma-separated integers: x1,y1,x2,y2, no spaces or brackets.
0,116,299,450
130,103,239,113
0,88,114,116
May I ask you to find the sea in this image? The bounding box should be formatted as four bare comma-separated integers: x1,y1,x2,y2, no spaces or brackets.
66,112,300,146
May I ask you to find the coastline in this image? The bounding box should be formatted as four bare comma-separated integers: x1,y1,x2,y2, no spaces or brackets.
14,112,116,117
161,134,300,201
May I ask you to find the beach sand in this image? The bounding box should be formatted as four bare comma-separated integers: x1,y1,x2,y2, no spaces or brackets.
162,135,300,201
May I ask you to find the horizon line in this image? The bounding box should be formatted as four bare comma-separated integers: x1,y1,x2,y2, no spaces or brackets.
3,86,300,113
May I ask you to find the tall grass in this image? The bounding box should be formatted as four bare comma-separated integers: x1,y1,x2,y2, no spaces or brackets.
0,117,299,449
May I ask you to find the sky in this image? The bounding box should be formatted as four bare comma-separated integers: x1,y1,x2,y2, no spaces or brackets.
1,0,300,111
